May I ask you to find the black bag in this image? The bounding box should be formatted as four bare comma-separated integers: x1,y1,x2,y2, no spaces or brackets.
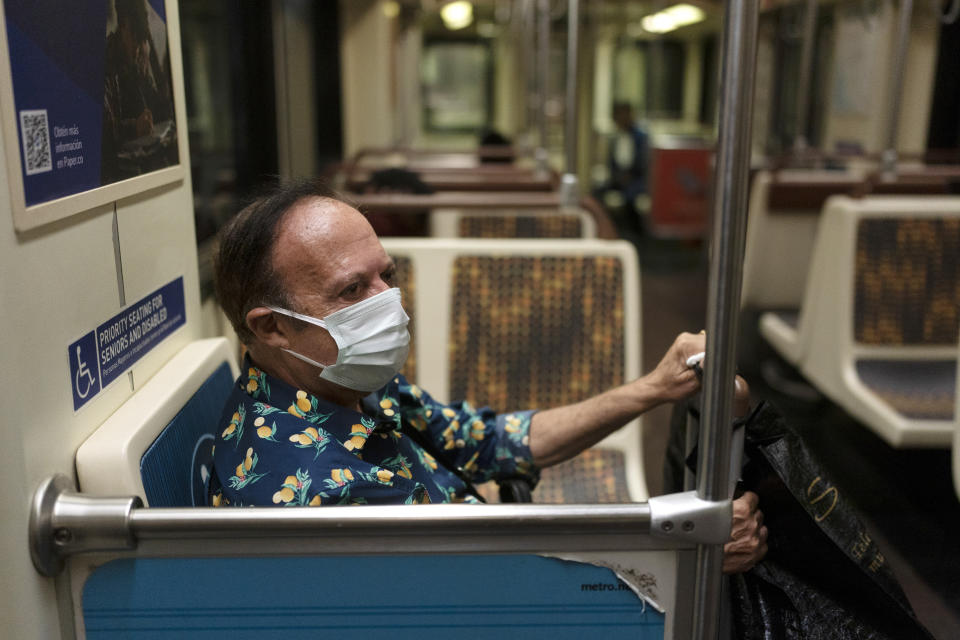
669,401,935,640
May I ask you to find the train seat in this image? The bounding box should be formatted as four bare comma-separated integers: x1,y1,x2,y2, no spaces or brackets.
351,192,620,240
747,170,864,366
382,237,646,501
75,338,240,506
429,208,597,239
742,170,862,324
750,170,953,365
345,167,556,193
766,196,960,447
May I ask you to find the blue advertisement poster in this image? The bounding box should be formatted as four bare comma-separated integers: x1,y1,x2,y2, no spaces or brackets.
4,0,178,208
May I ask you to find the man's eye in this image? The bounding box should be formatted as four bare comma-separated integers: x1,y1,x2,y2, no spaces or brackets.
382,269,397,285
340,283,361,297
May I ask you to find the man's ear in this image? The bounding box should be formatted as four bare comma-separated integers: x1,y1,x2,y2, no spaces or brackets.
246,307,290,348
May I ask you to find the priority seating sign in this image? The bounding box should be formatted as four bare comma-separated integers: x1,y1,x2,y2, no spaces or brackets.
69,277,186,411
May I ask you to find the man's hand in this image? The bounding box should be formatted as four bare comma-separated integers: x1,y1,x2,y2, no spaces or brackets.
722,491,768,574
646,332,705,403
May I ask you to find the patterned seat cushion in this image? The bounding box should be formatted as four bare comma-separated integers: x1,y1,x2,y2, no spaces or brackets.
854,218,960,346
458,215,584,238
394,256,416,382
450,255,633,502
534,449,633,503
856,359,956,421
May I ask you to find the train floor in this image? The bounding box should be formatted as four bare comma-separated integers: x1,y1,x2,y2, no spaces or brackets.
632,232,960,640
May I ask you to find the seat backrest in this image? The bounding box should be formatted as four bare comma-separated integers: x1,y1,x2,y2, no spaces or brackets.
429,209,596,239
350,192,619,240
381,238,645,501
347,167,555,193
741,170,862,309
394,255,417,382
798,197,960,382
76,338,239,506
446,253,627,410
742,170,959,312
852,217,960,348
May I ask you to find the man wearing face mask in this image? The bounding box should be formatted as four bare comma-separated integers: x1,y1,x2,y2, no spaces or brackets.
209,180,766,573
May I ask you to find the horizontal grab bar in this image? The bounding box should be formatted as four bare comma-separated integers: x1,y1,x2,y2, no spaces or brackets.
31,475,691,577
31,475,730,577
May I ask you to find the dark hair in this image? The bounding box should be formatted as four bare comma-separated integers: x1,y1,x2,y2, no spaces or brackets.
478,130,515,164
366,168,434,194
479,129,511,147
213,178,340,344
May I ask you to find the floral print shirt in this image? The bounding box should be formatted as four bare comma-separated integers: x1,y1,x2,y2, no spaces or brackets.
209,357,539,506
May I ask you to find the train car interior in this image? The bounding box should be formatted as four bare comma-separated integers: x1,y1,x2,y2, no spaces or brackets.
2,0,959,638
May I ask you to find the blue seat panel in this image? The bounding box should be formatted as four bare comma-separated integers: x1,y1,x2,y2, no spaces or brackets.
83,555,665,639
140,362,235,507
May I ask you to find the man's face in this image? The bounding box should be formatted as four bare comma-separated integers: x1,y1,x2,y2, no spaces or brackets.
613,106,633,131
271,198,396,367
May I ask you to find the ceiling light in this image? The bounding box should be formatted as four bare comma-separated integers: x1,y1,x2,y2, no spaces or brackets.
641,3,705,34
441,1,474,30
641,13,676,34
665,4,705,26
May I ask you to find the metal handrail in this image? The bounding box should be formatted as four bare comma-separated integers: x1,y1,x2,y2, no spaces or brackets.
561,0,580,208
793,0,819,153
883,0,914,174
31,475,733,579
536,0,551,175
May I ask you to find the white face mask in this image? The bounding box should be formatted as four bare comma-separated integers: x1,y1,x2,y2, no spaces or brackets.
269,287,410,393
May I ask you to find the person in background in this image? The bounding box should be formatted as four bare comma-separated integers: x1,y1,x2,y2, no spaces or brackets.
601,102,649,232
478,129,515,164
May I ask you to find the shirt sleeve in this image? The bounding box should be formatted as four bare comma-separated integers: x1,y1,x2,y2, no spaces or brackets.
212,399,430,507
392,378,540,487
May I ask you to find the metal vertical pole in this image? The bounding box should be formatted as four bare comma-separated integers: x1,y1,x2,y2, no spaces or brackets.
536,0,550,174
692,0,759,636
522,0,537,146
883,0,913,175
561,0,580,207
793,0,818,153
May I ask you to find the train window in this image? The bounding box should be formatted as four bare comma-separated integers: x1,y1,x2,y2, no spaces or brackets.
699,35,718,126
180,1,278,254
767,4,834,154
613,39,687,120
421,40,494,133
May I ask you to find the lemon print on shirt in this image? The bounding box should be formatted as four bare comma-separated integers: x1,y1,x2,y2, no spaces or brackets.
227,447,267,490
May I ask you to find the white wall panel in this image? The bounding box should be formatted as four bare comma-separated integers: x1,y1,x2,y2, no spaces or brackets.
0,124,122,640
116,180,202,392
0,0,199,636
340,0,393,155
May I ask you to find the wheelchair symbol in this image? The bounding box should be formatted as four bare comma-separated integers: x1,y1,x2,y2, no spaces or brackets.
74,345,96,399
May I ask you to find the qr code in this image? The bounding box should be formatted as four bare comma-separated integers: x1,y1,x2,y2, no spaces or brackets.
20,109,52,175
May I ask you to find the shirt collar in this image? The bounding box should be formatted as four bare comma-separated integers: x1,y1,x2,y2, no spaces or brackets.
242,355,400,440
